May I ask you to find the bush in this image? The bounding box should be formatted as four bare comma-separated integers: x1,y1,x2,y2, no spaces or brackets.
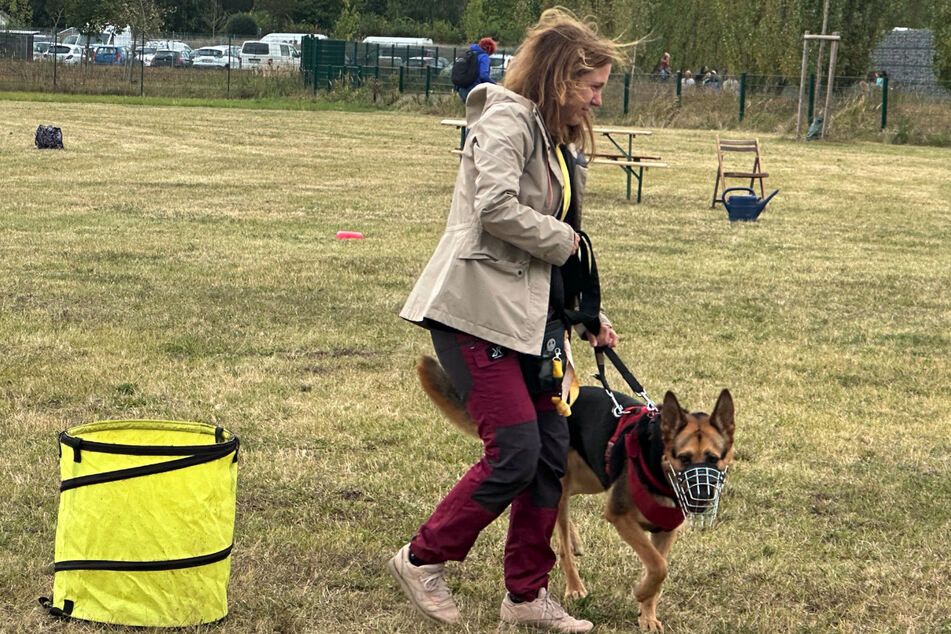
226,13,259,37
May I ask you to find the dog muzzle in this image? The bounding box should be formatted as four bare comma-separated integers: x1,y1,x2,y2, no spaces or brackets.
665,463,728,530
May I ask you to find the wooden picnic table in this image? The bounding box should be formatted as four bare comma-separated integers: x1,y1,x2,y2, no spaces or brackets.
440,119,667,202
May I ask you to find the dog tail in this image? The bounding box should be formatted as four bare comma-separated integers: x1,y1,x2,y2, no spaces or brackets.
416,355,478,439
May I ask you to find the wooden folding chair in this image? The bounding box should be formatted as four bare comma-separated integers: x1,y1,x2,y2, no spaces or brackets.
711,136,769,208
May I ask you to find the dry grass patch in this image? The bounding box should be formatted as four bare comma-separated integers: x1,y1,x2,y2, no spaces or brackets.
0,99,949,633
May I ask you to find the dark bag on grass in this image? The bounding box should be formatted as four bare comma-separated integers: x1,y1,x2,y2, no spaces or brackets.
451,49,480,89
35,125,64,149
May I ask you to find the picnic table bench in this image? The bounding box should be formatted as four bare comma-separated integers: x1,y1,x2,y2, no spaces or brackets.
440,119,667,202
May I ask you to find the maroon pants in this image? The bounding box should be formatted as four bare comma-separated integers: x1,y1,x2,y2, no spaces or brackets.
410,330,568,599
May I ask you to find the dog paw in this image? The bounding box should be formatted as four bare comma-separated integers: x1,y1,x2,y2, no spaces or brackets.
637,615,664,631
564,584,588,600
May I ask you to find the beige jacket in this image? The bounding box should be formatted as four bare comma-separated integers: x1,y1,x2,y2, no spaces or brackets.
400,84,592,355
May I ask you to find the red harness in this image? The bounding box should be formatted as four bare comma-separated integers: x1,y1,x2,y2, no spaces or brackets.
605,406,684,532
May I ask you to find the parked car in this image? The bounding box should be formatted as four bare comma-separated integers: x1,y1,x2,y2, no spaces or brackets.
376,54,404,68
134,46,157,65
33,41,51,58
146,40,193,57
150,49,192,68
407,56,450,72
192,45,242,69
489,53,514,80
240,41,296,70
94,45,128,65
44,44,84,64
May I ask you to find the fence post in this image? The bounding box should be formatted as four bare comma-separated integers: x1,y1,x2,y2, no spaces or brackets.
425,65,431,99
312,37,319,96
675,70,682,104
623,73,630,115
880,76,888,130
139,31,144,96
398,65,404,93
52,31,57,89
738,73,746,121
807,73,815,123
226,33,231,98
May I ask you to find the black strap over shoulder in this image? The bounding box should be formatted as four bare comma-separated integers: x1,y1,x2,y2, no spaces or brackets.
560,230,601,335
550,144,601,336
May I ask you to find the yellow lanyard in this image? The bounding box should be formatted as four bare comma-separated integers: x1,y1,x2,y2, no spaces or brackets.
555,146,571,221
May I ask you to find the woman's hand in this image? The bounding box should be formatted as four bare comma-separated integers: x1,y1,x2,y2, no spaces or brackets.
571,231,580,254
586,324,618,348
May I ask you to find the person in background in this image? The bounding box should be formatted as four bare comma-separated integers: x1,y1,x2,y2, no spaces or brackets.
458,37,497,103
655,51,672,80
390,7,621,633
682,68,695,88
722,74,739,93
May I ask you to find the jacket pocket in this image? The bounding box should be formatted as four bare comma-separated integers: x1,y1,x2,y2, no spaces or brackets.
457,252,526,278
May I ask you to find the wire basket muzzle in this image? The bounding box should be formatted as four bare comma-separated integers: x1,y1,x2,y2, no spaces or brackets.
665,463,728,530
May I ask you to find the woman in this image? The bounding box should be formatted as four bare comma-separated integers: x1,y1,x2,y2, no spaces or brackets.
458,37,497,103
390,9,622,632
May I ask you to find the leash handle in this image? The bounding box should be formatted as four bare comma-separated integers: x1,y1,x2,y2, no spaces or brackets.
594,346,658,415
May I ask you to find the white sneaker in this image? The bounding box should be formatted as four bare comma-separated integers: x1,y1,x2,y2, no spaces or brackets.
387,544,460,624
500,587,593,632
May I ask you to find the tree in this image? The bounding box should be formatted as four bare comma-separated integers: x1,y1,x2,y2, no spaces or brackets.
118,0,167,79
119,0,166,42
331,0,360,39
64,0,122,63
935,0,951,81
224,12,257,36
198,0,227,37
461,0,519,44
2,0,33,26
255,0,300,31
31,0,67,29
154,0,205,33
460,0,483,42
295,0,344,33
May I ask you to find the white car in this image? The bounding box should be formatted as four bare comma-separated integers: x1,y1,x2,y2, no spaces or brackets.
134,46,157,65
489,53,514,80
146,40,193,58
192,45,242,69
45,44,84,64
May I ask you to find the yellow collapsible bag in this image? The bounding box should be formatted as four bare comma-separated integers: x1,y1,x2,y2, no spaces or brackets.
41,420,239,627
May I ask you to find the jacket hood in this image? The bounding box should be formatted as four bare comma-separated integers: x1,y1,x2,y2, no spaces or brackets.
464,84,535,128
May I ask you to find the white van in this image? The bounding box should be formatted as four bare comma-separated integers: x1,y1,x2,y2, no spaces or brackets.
260,33,326,47
362,36,433,48
240,41,296,70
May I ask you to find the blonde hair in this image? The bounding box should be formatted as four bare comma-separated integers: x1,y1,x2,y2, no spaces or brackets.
503,8,626,149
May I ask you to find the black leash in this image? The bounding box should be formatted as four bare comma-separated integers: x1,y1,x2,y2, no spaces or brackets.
592,346,658,417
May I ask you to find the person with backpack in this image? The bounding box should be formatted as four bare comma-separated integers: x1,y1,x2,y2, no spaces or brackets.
390,8,622,633
452,37,497,103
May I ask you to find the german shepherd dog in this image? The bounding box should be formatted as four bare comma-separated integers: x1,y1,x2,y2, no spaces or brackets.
416,356,735,632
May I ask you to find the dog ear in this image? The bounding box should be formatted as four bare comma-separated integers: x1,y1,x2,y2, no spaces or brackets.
710,389,735,440
660,391,686,447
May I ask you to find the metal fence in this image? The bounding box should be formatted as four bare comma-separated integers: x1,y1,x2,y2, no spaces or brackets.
2,31,949,141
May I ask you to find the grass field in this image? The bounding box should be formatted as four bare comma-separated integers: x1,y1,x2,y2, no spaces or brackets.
1,96,949,633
